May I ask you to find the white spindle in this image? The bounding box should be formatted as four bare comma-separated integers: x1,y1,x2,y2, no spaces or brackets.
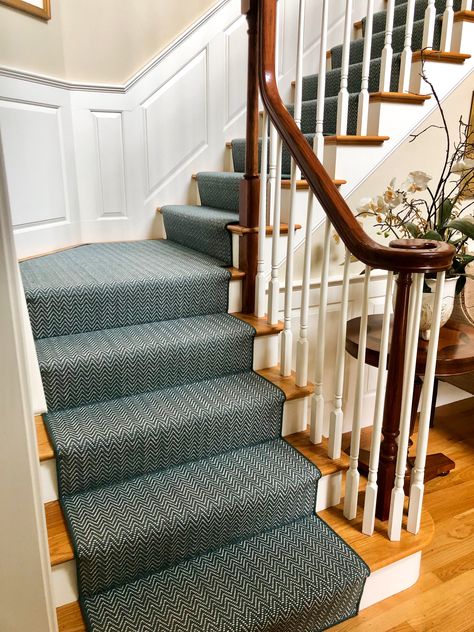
441,0,454,52
422,0,437,49
398,0,417,93
362,272,394,536
387,273,424,541
379,0,396,92
310,219,331,444
344,267,371,520
295,0,328,386
315,0,329,158
328,249,351,459
407,272,446,534
461,0,472,10
267,133,283,325
336,0,354,135
255,112,269,318
281,0,305,376
357,0,375,135
295,192,314,386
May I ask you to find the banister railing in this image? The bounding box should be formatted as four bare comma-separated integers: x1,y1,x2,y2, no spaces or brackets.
240,0,459,540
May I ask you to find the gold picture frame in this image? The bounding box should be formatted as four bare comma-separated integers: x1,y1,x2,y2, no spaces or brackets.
0,0,50,20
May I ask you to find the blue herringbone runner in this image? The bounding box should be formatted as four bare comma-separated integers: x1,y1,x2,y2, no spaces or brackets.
22,236,369,630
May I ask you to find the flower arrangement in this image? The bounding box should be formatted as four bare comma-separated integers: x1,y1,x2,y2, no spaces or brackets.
356,69,474,294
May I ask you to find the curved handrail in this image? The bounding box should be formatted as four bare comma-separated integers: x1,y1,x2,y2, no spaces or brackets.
257,0,454,273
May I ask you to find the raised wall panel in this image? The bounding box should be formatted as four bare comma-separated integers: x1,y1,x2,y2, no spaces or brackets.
224,15,248,126
142,49,208,194
0,100,67,229
92,111,127,217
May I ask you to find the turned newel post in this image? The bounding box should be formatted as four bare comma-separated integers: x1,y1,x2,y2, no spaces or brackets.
240,0,260,313
376,271,412,521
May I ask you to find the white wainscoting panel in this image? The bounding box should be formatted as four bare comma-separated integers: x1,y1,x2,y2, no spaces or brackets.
224,15,248,127
0,99,67,228
91,111,127,218
142,49,208,196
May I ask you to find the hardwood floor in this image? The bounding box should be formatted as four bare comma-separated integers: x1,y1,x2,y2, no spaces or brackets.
333,396,474,632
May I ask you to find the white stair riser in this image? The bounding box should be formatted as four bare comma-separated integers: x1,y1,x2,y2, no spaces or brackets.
359,551,421,610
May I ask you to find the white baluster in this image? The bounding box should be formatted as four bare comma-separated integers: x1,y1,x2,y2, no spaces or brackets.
379,0,396,92
441,0,454,52
398,0,417,93
362,272,394,536
336,0,354,135
357,0,375,135
407,272,446,534
281,0,305,375
328,249,351,460
344,266,371,520
267,133,283,325
387,273,424,541
422,0,437,49
310,219,331,444
461,0,472,10
295,0,327,386
255,112,269,318
295,191,314,387
315,0,329,158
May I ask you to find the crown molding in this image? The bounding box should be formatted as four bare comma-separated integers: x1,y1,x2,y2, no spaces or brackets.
0,0,231,93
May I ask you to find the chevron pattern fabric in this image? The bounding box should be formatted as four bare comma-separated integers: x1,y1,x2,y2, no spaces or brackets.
82,516,369,632
21,240,230,339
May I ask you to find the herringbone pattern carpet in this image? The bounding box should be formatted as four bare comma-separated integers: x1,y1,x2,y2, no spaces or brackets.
23,236,369,630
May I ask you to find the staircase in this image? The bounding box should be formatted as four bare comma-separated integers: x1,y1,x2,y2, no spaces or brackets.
9,0,474,630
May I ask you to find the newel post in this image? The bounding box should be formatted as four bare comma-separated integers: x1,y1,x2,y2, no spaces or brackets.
376,271,412,520
240,0,260,313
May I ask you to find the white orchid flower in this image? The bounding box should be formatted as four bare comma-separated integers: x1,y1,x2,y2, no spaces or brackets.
383,180,404,209
452,159,467,173
402,170,432,192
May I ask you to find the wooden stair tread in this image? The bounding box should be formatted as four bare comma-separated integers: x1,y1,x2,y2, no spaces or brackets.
256,365,314,401
232,313,283,336
280,178,347,188
412,50,471,64
36,415,53,461
45,501,74,566
321,501,434,572
227,223,301,235
286,428,348,477
228,266,245,279
454,9,474,22
369,91,431,104
324,135,390,145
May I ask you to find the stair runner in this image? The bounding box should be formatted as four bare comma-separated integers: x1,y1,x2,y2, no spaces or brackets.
22,189,369,631
21,1,447,628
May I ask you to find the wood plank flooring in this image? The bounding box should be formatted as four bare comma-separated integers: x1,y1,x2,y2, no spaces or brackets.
333,396,474,631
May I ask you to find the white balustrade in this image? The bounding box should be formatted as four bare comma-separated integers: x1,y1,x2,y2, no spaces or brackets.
336,0,354,135
379,0,396,92
357,0,375,135
461,0,472,10
362,272,394,535
422,0,437,49
267,131,282,325
407,272,446,534
398,0,417,93
328,249,351,460
281,0,306,376
441,0,454,52
310,219,331,444
387,273,424,541
344,266,371,520
255,112,269,318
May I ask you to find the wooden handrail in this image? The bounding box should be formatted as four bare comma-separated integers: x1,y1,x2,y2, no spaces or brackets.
257,0,455,273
